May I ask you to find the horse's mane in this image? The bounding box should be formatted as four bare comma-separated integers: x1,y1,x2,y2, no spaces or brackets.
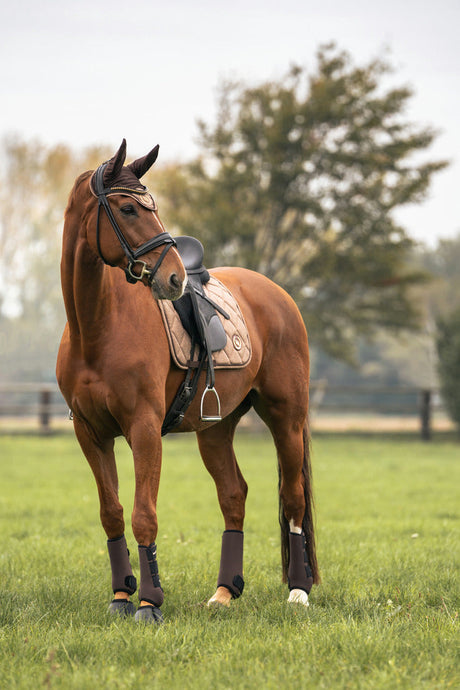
65,170,93,217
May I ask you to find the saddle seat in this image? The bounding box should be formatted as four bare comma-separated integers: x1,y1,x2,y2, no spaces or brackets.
175,235,209,277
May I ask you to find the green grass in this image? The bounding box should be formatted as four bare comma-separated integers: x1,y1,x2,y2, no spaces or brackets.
0,432,458,689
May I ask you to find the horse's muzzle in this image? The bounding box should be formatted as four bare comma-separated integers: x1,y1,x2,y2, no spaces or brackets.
149,271,186,301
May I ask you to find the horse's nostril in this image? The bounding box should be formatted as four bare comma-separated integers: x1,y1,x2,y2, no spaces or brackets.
169,273,181,289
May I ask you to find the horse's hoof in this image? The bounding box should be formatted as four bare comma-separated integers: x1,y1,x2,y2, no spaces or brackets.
108,599,136,617
288,588,309,607
207,587,232,608
135,605,164,625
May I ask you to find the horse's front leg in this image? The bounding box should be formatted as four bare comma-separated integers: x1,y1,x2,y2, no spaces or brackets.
73,417,137,617
196,414,248,608
129,417,165,624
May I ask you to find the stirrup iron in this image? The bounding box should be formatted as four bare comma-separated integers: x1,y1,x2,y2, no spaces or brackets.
200,386,222,422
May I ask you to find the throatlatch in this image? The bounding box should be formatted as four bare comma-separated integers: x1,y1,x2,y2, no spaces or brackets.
107,535,137,595
217,530,245,598
287,531,313,594
138,543,164,607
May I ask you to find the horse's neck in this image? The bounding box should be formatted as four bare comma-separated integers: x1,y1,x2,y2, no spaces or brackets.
61,219,115,358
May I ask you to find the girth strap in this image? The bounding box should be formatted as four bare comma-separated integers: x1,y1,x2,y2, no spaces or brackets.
161,336,207,436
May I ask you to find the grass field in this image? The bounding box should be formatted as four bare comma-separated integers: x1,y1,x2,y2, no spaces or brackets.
0,431,458,689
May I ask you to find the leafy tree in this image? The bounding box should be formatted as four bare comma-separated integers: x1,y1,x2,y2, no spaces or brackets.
0,137,111,381
159,44,447,361
436,308,460,432
418,233,460,319
0,137,111,320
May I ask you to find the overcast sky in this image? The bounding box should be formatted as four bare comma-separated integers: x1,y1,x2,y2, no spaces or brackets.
1,0,459,247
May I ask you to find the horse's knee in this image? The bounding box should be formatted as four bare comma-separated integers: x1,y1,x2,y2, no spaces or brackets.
131,509,158,546
100,504,125,539
219,483,247,529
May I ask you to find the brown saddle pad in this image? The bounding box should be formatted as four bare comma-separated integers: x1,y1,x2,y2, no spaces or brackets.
158,276,252,370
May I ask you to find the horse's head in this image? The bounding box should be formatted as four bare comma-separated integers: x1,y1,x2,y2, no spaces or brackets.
87,139,186,300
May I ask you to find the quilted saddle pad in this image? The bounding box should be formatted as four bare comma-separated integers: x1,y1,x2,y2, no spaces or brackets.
158,276,252,370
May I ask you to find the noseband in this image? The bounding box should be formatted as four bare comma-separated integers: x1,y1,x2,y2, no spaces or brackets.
92,162,176,285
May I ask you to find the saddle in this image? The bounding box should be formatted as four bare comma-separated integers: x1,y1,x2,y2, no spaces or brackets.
161,237,251,435
172,236,229,356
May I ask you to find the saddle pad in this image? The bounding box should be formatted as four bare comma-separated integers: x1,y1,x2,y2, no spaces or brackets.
158,276,252,370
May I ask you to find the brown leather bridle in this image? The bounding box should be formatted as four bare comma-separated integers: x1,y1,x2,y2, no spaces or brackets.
92,161,176,285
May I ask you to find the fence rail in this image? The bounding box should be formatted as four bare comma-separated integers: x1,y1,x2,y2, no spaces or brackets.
0,383,69,433
0,381,448,439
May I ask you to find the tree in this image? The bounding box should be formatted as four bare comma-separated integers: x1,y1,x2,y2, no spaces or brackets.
437,308,460,432
418,233,460,319
0,137,111,382
159,44,447,361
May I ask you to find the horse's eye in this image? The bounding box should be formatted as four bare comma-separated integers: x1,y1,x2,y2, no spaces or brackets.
120,204,137,216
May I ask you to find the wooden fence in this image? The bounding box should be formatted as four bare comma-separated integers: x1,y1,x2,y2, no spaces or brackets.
0,383,69,433
0,381,448,439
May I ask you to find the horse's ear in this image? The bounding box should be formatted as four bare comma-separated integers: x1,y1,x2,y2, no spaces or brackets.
103,139,127,185
127,145,160,180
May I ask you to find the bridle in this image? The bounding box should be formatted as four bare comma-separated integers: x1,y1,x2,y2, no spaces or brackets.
92,162,177,285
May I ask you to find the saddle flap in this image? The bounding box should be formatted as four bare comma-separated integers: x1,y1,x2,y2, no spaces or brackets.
188,282,228,353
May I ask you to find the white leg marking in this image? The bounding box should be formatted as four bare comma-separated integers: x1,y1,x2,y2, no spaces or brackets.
288,588,309,606
289,519,302,535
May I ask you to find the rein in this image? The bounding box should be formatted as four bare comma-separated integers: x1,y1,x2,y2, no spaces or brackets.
92,162,176,285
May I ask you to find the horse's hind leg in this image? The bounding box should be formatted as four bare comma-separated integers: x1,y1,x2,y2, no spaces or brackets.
73,417,136,616
196,405,249,607
253,392,319,606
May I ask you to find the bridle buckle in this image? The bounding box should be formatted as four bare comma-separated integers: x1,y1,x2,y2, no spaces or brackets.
125,260,152,284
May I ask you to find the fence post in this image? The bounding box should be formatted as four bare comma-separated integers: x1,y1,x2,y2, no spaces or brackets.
39,389,51,434
420,389,432,441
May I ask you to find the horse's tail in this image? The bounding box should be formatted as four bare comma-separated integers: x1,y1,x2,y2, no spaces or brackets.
279,423,320,585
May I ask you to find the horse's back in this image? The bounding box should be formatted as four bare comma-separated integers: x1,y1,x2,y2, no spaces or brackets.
210,266,308,345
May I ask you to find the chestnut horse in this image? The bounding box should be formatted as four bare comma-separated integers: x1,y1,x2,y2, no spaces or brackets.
56,140,319,624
